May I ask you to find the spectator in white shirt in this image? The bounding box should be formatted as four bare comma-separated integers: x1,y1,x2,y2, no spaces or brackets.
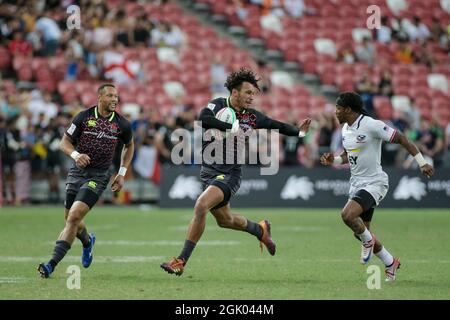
284,0,306,18
356,37,377,65
376,17,392,43
34,14,62,56
405,16,430,42
27,91,58,126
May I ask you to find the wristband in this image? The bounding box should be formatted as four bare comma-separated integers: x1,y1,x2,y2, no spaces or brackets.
70,151,80,160
414,153,427,167
333,156,343,165
118,166,127,176
298,130,306,138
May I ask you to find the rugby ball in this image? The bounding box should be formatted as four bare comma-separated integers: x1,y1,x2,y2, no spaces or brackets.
211,107,236,140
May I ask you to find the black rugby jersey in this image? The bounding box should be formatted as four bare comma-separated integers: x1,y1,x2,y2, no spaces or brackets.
65,106,132,171
199,97,299,173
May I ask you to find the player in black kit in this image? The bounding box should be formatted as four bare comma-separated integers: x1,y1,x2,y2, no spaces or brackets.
38,84,134,278
161,68,311,276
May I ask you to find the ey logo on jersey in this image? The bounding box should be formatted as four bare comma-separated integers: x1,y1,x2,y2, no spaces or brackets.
87,120,97,127
349,155,358,165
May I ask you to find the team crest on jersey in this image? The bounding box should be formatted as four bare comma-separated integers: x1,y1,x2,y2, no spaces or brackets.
237,112,256,132
87,120,97,127
356,134,366,143
110,123,119,133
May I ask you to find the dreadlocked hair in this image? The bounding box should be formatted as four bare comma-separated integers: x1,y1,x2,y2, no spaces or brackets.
224,68,261,93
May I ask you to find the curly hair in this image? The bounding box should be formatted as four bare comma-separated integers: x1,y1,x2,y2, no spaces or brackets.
224,68,260,93
336,92,363,112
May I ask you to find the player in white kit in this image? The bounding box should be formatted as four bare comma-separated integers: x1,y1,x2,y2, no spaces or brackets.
321,92,434,281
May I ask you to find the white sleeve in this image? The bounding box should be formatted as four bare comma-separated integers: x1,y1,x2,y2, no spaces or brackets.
370,119,397,143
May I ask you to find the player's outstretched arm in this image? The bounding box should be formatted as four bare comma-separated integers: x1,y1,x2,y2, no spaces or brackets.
320,150,348,166
392,131,434,178
59,134,90,168
111,139,134,192
255,110,311,137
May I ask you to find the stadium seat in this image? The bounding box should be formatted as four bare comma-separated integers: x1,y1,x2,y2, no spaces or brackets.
17,66,33,81
0,46,11,70
352,28,372,42
427,74,449,94
314,39,337,58
391,95,411,112
271,71,295,90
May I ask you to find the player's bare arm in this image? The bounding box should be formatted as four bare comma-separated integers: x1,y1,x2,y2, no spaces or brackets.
111,139,134,192
256,111,311,137
59,134,91,168
391,131,434,178
320,150,348,166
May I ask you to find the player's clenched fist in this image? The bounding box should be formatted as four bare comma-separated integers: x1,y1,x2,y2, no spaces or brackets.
75,154,91,168
420,163,434,179
320,153,334,166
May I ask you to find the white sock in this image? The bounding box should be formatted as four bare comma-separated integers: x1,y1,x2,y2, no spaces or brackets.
375,246,394,267
358,228,373,243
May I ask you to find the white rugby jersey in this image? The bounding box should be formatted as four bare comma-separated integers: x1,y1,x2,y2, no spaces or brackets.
342,114,397,179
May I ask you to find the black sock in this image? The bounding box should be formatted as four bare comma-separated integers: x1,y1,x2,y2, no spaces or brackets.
48,240,71,269
245,220,263,240
77,227,91,248
178,240,196,263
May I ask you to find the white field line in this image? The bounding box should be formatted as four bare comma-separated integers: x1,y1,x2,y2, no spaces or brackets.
44,240,241,246
276,226,329,232
1,255,449,264
0,256,164,263
168,225,328,232
0,277,28,283
233,258,450,264
85,224,118,230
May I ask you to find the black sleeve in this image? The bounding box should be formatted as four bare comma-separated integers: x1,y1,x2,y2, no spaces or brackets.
255,110,299,136
120,119,133,145
199,107,232,132
65,111,85,142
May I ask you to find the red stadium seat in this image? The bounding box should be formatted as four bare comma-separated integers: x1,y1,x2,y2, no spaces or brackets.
373,96,392,111
0,46,11,70
17,66,33,81
81,92,98,107
36,80,56,93
394,86,410,96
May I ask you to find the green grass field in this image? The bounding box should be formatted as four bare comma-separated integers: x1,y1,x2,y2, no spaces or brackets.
0,206,449,300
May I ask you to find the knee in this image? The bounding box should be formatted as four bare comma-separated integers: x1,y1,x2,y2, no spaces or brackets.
194,199,209,217
66,211,82,227
341,209,354,224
